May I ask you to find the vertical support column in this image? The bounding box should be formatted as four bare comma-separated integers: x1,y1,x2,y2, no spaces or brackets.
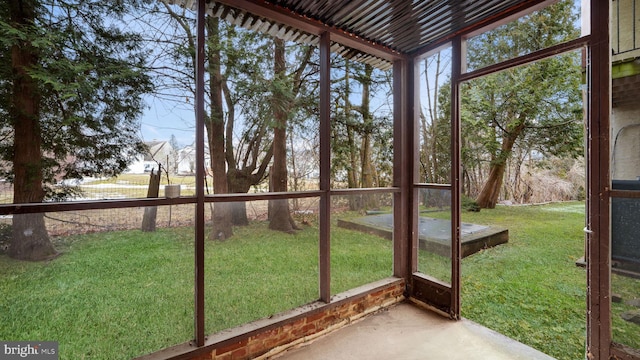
587,0,611,358
411,59,420,277
450,36,463,319
391,0,418,287
393,57,416,282
319,32,331,303
392,60,406,279
194,0,206,347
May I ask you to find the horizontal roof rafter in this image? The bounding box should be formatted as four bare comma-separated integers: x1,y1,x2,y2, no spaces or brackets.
163,0,562,70
212,0,404,65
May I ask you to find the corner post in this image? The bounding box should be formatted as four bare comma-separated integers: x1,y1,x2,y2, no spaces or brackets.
319,31,331,302
194,0,206,347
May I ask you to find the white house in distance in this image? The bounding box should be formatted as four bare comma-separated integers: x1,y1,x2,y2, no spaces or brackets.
126,140,175,174
176,143,210,175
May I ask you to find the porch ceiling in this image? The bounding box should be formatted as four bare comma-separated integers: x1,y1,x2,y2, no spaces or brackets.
166,0,551,69
258,0,547,55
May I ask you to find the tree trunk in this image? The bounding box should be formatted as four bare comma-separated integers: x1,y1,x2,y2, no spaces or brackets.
422,54,442,183
347,141,357,187
268,38,298,233
475,162,507,208
288,131,300,211
206,16,232,240
475,121,526,208
342,60,359,210
359,64,378,210
420,110,432,182
141,168,161,232
429,55,441,183
227,169,253,226
8,0,57,261
229,202,248,225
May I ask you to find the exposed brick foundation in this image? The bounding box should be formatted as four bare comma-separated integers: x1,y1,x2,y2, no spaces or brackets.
188,278,405,360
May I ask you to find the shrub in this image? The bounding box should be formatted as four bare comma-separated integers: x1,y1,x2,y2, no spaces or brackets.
462,195,481,212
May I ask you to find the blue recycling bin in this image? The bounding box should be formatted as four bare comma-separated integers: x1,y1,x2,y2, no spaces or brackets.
611,180,640,273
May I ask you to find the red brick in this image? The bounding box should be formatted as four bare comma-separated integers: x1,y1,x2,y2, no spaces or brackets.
263,338,279,349
230,347,247,359
281,318,305,335
252,328,280,342
247,347,269,359
264,333,290,349
352,302,365,313
305,311,325,323
318,314,338,327
191,287,407,360
292,323,316,337
247,341,267,356
216,339,248,355
336,304,350,316
190,353,213,360
213,353,232,360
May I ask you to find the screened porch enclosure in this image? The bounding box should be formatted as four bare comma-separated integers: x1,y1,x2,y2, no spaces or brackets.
0,0,633,359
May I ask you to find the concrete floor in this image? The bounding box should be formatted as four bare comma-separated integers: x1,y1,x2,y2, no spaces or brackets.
273,302,555,360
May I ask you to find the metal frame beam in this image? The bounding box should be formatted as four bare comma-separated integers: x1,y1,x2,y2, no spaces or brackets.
213,0,403,63
410,0,554,59
450,36,462,319
194,0,206,347
319,31,331,302
587,0,612,358
392,58,413,280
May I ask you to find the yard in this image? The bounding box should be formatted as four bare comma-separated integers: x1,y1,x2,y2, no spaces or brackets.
0,201,637,359
460,202,588,360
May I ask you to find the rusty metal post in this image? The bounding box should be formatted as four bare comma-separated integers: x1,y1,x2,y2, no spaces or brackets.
393,58,414,281
450,36,463,319
392,59,405,278
319,31,331,302
587,0,611,358
194,0,206,347
410,58,420,277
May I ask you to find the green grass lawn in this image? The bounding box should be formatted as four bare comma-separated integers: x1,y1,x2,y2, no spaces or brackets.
0,229,196,359
460,202,588,360
0,222,392,359
1,202,637,359
612,271,640,349
415,202,590,359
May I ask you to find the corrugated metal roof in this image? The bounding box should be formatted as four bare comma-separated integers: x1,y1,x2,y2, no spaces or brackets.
164,0,547,70
266,0,551,53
